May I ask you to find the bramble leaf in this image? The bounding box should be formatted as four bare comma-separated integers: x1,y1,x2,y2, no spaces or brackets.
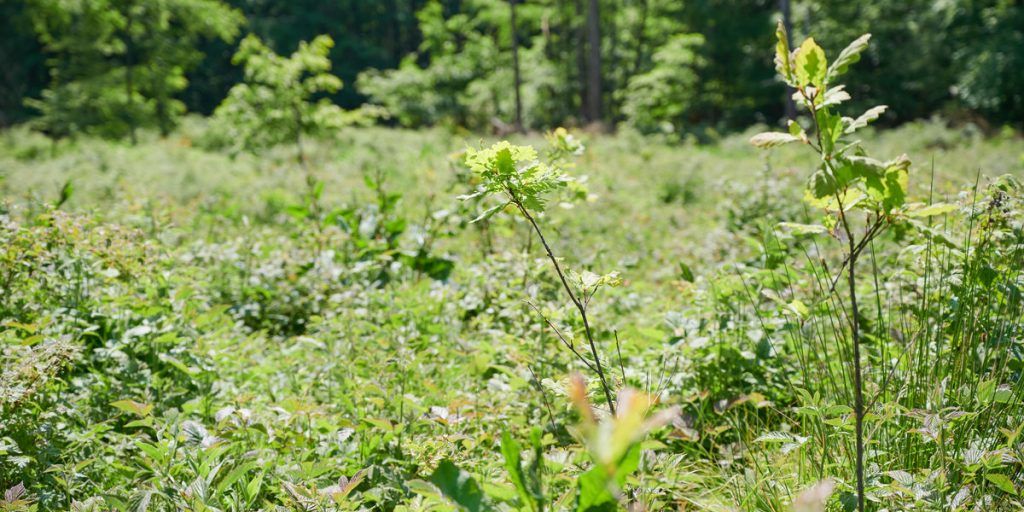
985,473,1017,495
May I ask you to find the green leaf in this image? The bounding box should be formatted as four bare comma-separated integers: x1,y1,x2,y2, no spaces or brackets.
905,219,959,249
808,169,839,201
575,444,641,512
795,38,827,88
111,400,153,418
677,262,695,282
821,86,851,107
815,109,844,153
882,156,911,210
778,222,829,236
576,467,617,512
905,202,957,218
217,462,260,494
501,432,540,512
827,33,871,81
430,460,486,512
774,21,793,83
750,132,801,148
985,473,1017,495
846,105,887,134
470,202,509,223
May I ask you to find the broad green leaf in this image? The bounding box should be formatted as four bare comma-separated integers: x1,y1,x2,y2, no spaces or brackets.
501,432,540,512
788,120,805,138
430,460,486,512
575,467,617,512
678,262,695,282
217,462,260,494
807,169,839,201
750,132,801,148
111,400,153,417
985,473,1017,495
795,38,827,88
882,156,911,210
778,222,829,236
827,33,871,81
815,109,844,153
787,300,810,318
905,202,957,218
575,445,640,512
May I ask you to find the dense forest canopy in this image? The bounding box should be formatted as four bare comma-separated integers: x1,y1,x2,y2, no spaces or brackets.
2,0,1022,137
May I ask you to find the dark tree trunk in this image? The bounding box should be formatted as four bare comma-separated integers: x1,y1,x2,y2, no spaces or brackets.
781,0,796,121
124,3,137,145
509,0,523,132
574,0,588,123
585,0,602,124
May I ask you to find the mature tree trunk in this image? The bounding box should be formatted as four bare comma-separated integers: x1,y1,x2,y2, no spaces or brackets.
123,3,137,145
781,0,796,121
509,0,523,132
574,0,587,123
585,0,602,124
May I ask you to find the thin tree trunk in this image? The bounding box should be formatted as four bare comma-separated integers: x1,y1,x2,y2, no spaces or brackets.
509,0,523,132
781,0,797,121
574,0,588,123
585,0,602,125
124,4,137,145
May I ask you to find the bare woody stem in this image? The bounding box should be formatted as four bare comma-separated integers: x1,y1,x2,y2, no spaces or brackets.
512,198,617,415
802,82,866,512
833,191,866,512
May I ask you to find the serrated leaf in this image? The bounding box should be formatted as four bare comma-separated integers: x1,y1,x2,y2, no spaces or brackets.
795,38,827,88
846,105,887,134
750,132,801,148
986,473,1017,495
774,21,793,82
821,86,851,107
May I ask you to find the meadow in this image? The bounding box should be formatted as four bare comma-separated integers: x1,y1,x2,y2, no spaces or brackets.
2,114,1023,510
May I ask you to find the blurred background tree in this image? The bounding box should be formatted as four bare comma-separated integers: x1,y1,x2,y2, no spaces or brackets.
23,0,244,142
3,0,1022,139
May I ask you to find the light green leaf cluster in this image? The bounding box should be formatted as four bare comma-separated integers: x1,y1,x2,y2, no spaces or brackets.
751,23,964,236
208,34,362,155
462,141,578,217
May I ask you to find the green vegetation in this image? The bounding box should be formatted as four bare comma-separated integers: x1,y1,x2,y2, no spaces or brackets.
4,1,1024,135
3,109,1024,509
3,2,1024,512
